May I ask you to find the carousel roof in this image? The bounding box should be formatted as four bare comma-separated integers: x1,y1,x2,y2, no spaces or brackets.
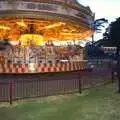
0,0,94,44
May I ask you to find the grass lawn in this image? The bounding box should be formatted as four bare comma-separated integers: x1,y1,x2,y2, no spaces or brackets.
0,83,120,120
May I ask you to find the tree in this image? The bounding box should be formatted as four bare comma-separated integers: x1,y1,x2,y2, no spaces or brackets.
90,18,108,58
92,18,108,44
106,17,120,93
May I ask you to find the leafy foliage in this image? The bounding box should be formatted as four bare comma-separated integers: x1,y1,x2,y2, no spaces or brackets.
109,17,120,46
103,17,120,47
94,18,108,33
92,18,108,44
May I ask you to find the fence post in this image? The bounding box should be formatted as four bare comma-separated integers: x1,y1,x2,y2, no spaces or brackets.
111,69,114,83
0,80,1,98
9,80,13,105
78,76,82,94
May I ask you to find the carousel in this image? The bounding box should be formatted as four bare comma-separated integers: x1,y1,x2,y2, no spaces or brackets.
0,0,94,73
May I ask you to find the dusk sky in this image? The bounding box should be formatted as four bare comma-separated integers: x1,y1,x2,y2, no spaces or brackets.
78,0,120,22
77,0,120,41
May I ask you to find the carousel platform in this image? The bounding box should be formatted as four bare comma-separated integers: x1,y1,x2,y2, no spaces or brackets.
0,61,88,74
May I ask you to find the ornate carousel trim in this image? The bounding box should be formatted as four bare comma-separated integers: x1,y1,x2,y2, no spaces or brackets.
0,1,94,28
0,10,92,29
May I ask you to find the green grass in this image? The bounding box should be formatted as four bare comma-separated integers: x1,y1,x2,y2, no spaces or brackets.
94,61,111,68
0,83,120,120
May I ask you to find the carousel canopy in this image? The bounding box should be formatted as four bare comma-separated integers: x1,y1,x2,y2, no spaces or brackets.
0,0,94,46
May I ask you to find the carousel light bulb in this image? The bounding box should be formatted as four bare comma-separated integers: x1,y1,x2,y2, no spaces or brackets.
16,20,27,28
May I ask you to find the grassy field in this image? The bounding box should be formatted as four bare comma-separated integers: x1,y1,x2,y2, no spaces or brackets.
0,83,120,120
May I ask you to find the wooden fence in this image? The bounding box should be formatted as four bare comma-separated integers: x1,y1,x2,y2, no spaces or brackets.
0,68,112,104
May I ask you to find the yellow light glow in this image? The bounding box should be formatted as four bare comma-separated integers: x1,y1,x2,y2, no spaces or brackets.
44,22,65,29
0,25,10,30
0,18,93,41
60,33,82,36
19,34,43,46
16,20,27,28
29,63,36,72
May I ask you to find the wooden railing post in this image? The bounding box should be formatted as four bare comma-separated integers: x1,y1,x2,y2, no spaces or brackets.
9,80,13,105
